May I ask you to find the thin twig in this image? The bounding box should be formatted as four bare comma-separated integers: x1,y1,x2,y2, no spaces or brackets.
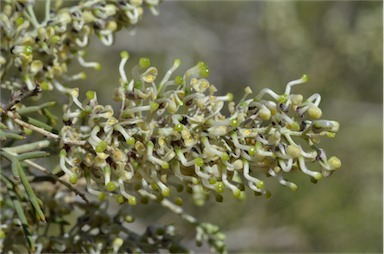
25,160,89,203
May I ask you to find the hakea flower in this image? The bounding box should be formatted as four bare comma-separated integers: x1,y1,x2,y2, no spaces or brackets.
59,52,341,206
0,0,160,94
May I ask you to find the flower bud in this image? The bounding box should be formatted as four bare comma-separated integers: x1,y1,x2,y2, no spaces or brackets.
328,156,341,169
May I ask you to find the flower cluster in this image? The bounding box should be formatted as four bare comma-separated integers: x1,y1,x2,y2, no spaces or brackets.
60,52,341,207
0,0,160,93
0,1,342,252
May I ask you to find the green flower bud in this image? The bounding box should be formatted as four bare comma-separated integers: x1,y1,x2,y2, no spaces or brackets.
308,105,322,119
125,215,135,223
198,61,209,77
232,188,241,199
139,57,151,68
128,196,137,205
162,187,170,197
69,174,78,184
175,75,183,85
161,162,169,170
120,50,129,59
98,192,107,201
174,123,183,132
259,107,271,120
150,102,159,111
286,145,301,158
86,90,95,99
328,156,341,169
230,118,239,128
126,137,135,146
96,140,108,153
175,197,183,206
106,181,116,192
215,182,225,193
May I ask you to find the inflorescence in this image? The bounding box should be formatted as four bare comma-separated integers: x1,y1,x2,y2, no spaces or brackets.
60,52,341,206
0,0,160,93
0,1,341,252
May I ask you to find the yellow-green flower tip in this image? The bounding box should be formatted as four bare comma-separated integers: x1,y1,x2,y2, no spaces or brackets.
198,61,209,77
291,94,303,105
301,74,309,82
288,121,300,131
290,183,298,192
259,108,271,120
95,140,108,153
248,146,256,156
126,137,135,146
278,94,288,104
286,145,301,158
308,105,322,119
79,72,87,80
175,197,183,206
226,93,234,101
86,90,95,100
98,192,107,201
60,149,67,157
256,180,264,189
244,86,253,94
0,229,5,239
112,238,124,249
162,187,170,197
125,215,135,223
69,174,78,184
40,81,50,91
106,181,116,191
120,50,129,59
161,162,169,170
221,153,230,161
313,172,323,181
151,182,159,191
175,75,183,85
116,194,125,204
51,35,61,44
192,177,200,185
232,188,241,199
174,58,181,67
30,60,43,73
24,46,33,55
328,156,341,169
139,57,151,68
15,17,24,26
195,157,204,167
230,119,238,128
95,63,102,70
174,123,183,132
238,191,246,201
209,177,217,185
128,196,137,205
150,102,159,111
215,182,225,193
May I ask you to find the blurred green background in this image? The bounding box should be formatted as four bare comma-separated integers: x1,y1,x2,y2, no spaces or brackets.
67,1,383,253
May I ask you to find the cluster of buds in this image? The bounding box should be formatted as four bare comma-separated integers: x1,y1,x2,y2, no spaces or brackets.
0,0,160,93
60,51,341,207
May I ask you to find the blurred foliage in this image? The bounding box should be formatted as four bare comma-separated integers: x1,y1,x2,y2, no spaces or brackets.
84,1,381,253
